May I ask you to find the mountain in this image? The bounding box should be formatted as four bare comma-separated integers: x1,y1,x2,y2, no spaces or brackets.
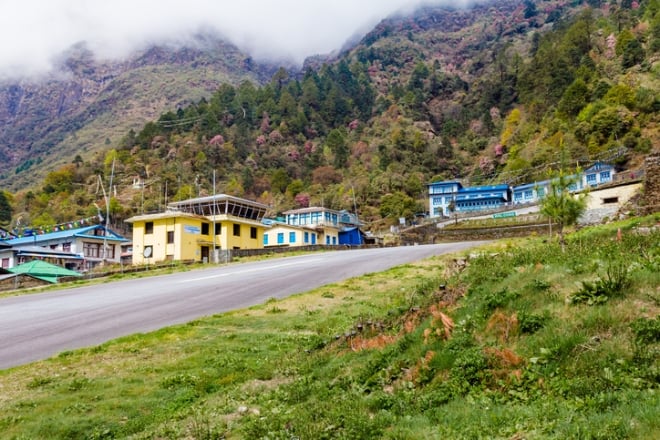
0,35,280,191
1,0,658,231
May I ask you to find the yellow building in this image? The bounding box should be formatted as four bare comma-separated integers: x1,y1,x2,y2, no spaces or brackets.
126,194,269,265
280,207,345,246
263,223,320,247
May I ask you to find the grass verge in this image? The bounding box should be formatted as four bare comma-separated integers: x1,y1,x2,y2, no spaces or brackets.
0,215,658,439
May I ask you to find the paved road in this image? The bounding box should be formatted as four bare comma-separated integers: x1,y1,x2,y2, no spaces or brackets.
0,243,484,369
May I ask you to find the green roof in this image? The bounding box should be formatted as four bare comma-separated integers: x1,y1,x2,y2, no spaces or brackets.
8,260,82,284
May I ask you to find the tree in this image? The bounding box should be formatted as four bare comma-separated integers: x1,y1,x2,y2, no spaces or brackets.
379,191,416,221
540,169,587,251
0,191,12,226
558,78,589,118
523,0,537,19
621,38,645,68
326,128,348,168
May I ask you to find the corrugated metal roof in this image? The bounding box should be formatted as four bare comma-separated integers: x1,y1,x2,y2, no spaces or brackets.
7,225,128,246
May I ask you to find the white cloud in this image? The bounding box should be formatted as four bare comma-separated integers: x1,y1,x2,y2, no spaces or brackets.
0,0,476,80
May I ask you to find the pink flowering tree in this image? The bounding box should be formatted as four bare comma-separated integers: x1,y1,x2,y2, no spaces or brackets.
294,193,310,208
209,134,224,146
268,130,284,144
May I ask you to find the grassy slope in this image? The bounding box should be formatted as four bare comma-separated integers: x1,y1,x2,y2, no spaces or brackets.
0,217,658,439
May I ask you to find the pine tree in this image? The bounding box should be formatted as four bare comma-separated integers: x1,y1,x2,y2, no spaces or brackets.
540,168,587,251
0,191,11,226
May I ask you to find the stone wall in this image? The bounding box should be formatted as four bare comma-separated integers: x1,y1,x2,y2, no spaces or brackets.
644,153,660,214
0,274,49,292
401,223,553,244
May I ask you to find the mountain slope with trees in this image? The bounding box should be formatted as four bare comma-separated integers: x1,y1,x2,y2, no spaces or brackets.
1,0,658,234
0,35,280,191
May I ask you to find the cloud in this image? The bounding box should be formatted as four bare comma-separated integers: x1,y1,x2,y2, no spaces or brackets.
0,0,476,80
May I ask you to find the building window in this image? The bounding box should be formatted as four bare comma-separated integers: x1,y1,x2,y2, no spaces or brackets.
264,234,269,245
304,232,309,243
201,223,209,235
603,197,618,204
105,245,115,259
167,231,174,244
277,233,284,244
537,187,545,198
83,242,101,258
215,223,222,235
289,232,296,243
586,174,597,184
62,242,71,252
600,171,611,181
145,222,154,234
332,236,337,245
233,224,241,236
250,227,257,239
1,258,8,269
524,190,533,200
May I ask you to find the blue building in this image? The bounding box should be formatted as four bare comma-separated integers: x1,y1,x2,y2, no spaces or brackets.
454,184,511,213
512,181,551,205
428,181,463,217
428,162,616,217
0,224,129,270
582,162,614,187
427,181,510,217
264,207,362,247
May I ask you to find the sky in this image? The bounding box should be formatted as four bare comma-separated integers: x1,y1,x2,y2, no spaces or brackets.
0,0,476,80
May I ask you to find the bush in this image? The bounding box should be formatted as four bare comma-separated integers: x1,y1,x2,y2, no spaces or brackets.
451,348,489,387
518,311,549,334
570,260,630,305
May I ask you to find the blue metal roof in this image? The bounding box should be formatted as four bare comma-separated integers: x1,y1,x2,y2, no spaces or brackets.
459,184,509,192
428,180,463,189
512,179,553,191
7,225,128,246
584,162,614,173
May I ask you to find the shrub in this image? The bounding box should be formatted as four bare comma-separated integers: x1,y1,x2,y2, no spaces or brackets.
570,260,631,305
451,348,489,386
518,311,549,334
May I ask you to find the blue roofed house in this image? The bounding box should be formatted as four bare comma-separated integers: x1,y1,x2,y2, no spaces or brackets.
512,164,615,205
428,181,510,217
512,180,552,205
428,181,463,217
1,224,129,271
582,162,615,188
453,184,511,213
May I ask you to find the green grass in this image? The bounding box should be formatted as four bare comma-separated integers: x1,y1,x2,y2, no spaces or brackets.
0,216,658,439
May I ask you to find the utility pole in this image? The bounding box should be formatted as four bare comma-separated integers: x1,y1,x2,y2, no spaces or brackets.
99,158,115,264
212,169,217,263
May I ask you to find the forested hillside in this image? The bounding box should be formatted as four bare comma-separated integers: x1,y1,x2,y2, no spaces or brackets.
1,0,658,234
0,35,278,191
